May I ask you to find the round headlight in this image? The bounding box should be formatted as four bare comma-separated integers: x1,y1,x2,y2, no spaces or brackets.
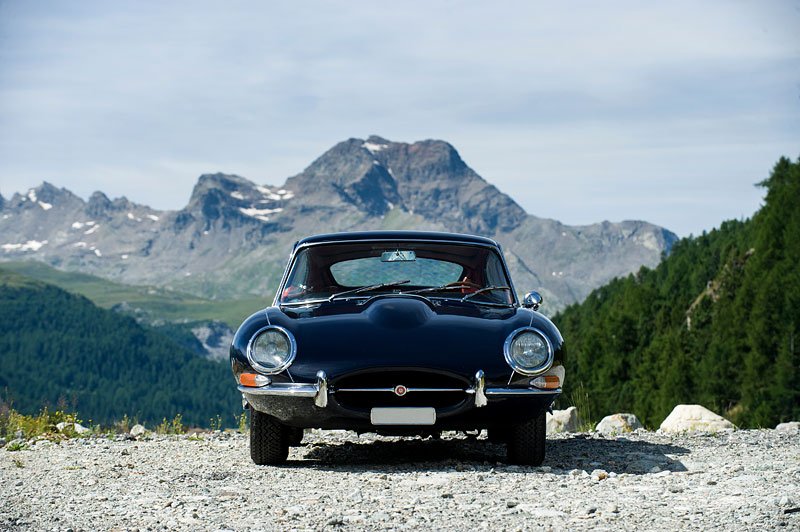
503,328,553,376
246,326,297,374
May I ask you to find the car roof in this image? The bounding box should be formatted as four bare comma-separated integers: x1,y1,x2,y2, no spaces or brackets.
295,231,500,248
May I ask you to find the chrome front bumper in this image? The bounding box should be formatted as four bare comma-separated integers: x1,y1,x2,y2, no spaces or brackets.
238,370,329,407
238,370,561,409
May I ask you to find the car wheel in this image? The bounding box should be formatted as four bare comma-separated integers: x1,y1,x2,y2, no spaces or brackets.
507,412,546,466
287,427,304,447
250,409,289,465
487,427,509,443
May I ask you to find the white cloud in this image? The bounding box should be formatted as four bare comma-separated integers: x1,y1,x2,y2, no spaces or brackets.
0,0,797,236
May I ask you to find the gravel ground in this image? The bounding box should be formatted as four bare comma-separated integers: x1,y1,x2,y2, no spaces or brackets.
1,428,799,531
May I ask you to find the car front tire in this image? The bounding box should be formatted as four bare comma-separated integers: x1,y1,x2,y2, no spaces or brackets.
287,426,304,447
250,409,289,465
487,427,509,443
507,411,546,466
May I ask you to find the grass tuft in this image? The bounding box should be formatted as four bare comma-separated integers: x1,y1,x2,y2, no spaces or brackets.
1,403,82,441
568,381,596,432
155,414,184,435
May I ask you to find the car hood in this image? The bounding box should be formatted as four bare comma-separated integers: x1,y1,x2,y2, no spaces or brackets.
233,295,560,383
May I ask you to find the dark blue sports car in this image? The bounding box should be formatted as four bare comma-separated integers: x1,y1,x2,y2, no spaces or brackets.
230,231,565,465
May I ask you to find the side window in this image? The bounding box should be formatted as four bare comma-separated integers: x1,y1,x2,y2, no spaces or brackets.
485,252,509,286
281,250,310,301
483,252,513,304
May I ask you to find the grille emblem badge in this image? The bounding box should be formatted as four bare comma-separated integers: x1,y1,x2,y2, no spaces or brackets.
393,384,408,397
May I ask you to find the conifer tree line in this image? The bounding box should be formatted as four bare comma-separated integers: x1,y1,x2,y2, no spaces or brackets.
0,271,240,427
554,155,800,428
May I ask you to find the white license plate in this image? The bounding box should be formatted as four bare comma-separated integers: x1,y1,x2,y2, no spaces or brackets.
370,407,436,425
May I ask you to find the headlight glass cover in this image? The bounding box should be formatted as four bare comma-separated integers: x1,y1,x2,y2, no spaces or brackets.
247,326,296,374
503,328,553,375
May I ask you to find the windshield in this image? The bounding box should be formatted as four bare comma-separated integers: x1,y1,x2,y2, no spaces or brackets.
279,241,514,306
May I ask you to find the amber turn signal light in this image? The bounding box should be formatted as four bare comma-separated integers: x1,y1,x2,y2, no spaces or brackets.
530,375,560,389
239,373,271,387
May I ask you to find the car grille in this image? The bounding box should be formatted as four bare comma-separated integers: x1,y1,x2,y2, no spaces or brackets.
333,370,470,410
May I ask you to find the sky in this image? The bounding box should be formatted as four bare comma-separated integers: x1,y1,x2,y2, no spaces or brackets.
0,1,798,237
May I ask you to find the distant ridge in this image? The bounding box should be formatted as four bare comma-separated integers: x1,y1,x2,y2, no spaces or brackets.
0,136,677,310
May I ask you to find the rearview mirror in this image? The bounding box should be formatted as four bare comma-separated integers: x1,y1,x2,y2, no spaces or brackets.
523,291,543,310
381,250,416,262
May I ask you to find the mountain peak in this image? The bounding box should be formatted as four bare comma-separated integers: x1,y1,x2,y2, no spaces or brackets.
4,182,82,212
287,135,523,233
362,135,392,152
282,137,400,216
185,173,293,228
194,173,253,191
188,173,291,205
86,191,112,218
35,181,61,194
188,173,249,209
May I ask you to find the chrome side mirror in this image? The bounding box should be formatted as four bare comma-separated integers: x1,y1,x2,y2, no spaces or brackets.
523,291,543,310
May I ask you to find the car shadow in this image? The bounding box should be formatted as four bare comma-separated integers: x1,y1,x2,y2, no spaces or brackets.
285,434,690,474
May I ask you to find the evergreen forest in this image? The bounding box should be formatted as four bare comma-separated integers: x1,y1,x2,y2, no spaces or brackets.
554,155,800,428
0,269,240,427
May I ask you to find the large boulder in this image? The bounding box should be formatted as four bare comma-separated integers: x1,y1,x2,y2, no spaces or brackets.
595,413,643,435
130,424,147,437
775,421,800,433
546,406,579,434
659,405,734,433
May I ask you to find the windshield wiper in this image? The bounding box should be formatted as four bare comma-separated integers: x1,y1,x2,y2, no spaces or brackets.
404,282,477,295
460,286,512,302
328,279,411,302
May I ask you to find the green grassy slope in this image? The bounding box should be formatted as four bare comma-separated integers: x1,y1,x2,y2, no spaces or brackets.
0,261,268,329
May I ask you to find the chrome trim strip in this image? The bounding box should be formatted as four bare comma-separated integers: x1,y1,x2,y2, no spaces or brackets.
335,387,465,393
474,370,487,408
502,326,554,377
239,380,561,401
485,387,562,396
295,238,501,251
246,325,298,375
315,371,328,408
238,383,317,397
239,372,330,409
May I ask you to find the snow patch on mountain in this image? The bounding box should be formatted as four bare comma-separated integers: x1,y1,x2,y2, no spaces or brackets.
363,141,388,153
2,240,48,252
239,207,283,222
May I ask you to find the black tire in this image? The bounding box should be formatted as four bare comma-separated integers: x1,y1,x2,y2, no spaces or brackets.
287,427,304,447
250,409,289,465
487,427,509,444
507,412,546,466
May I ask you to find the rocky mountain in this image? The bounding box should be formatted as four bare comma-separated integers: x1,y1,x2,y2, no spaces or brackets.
0,136,677,311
